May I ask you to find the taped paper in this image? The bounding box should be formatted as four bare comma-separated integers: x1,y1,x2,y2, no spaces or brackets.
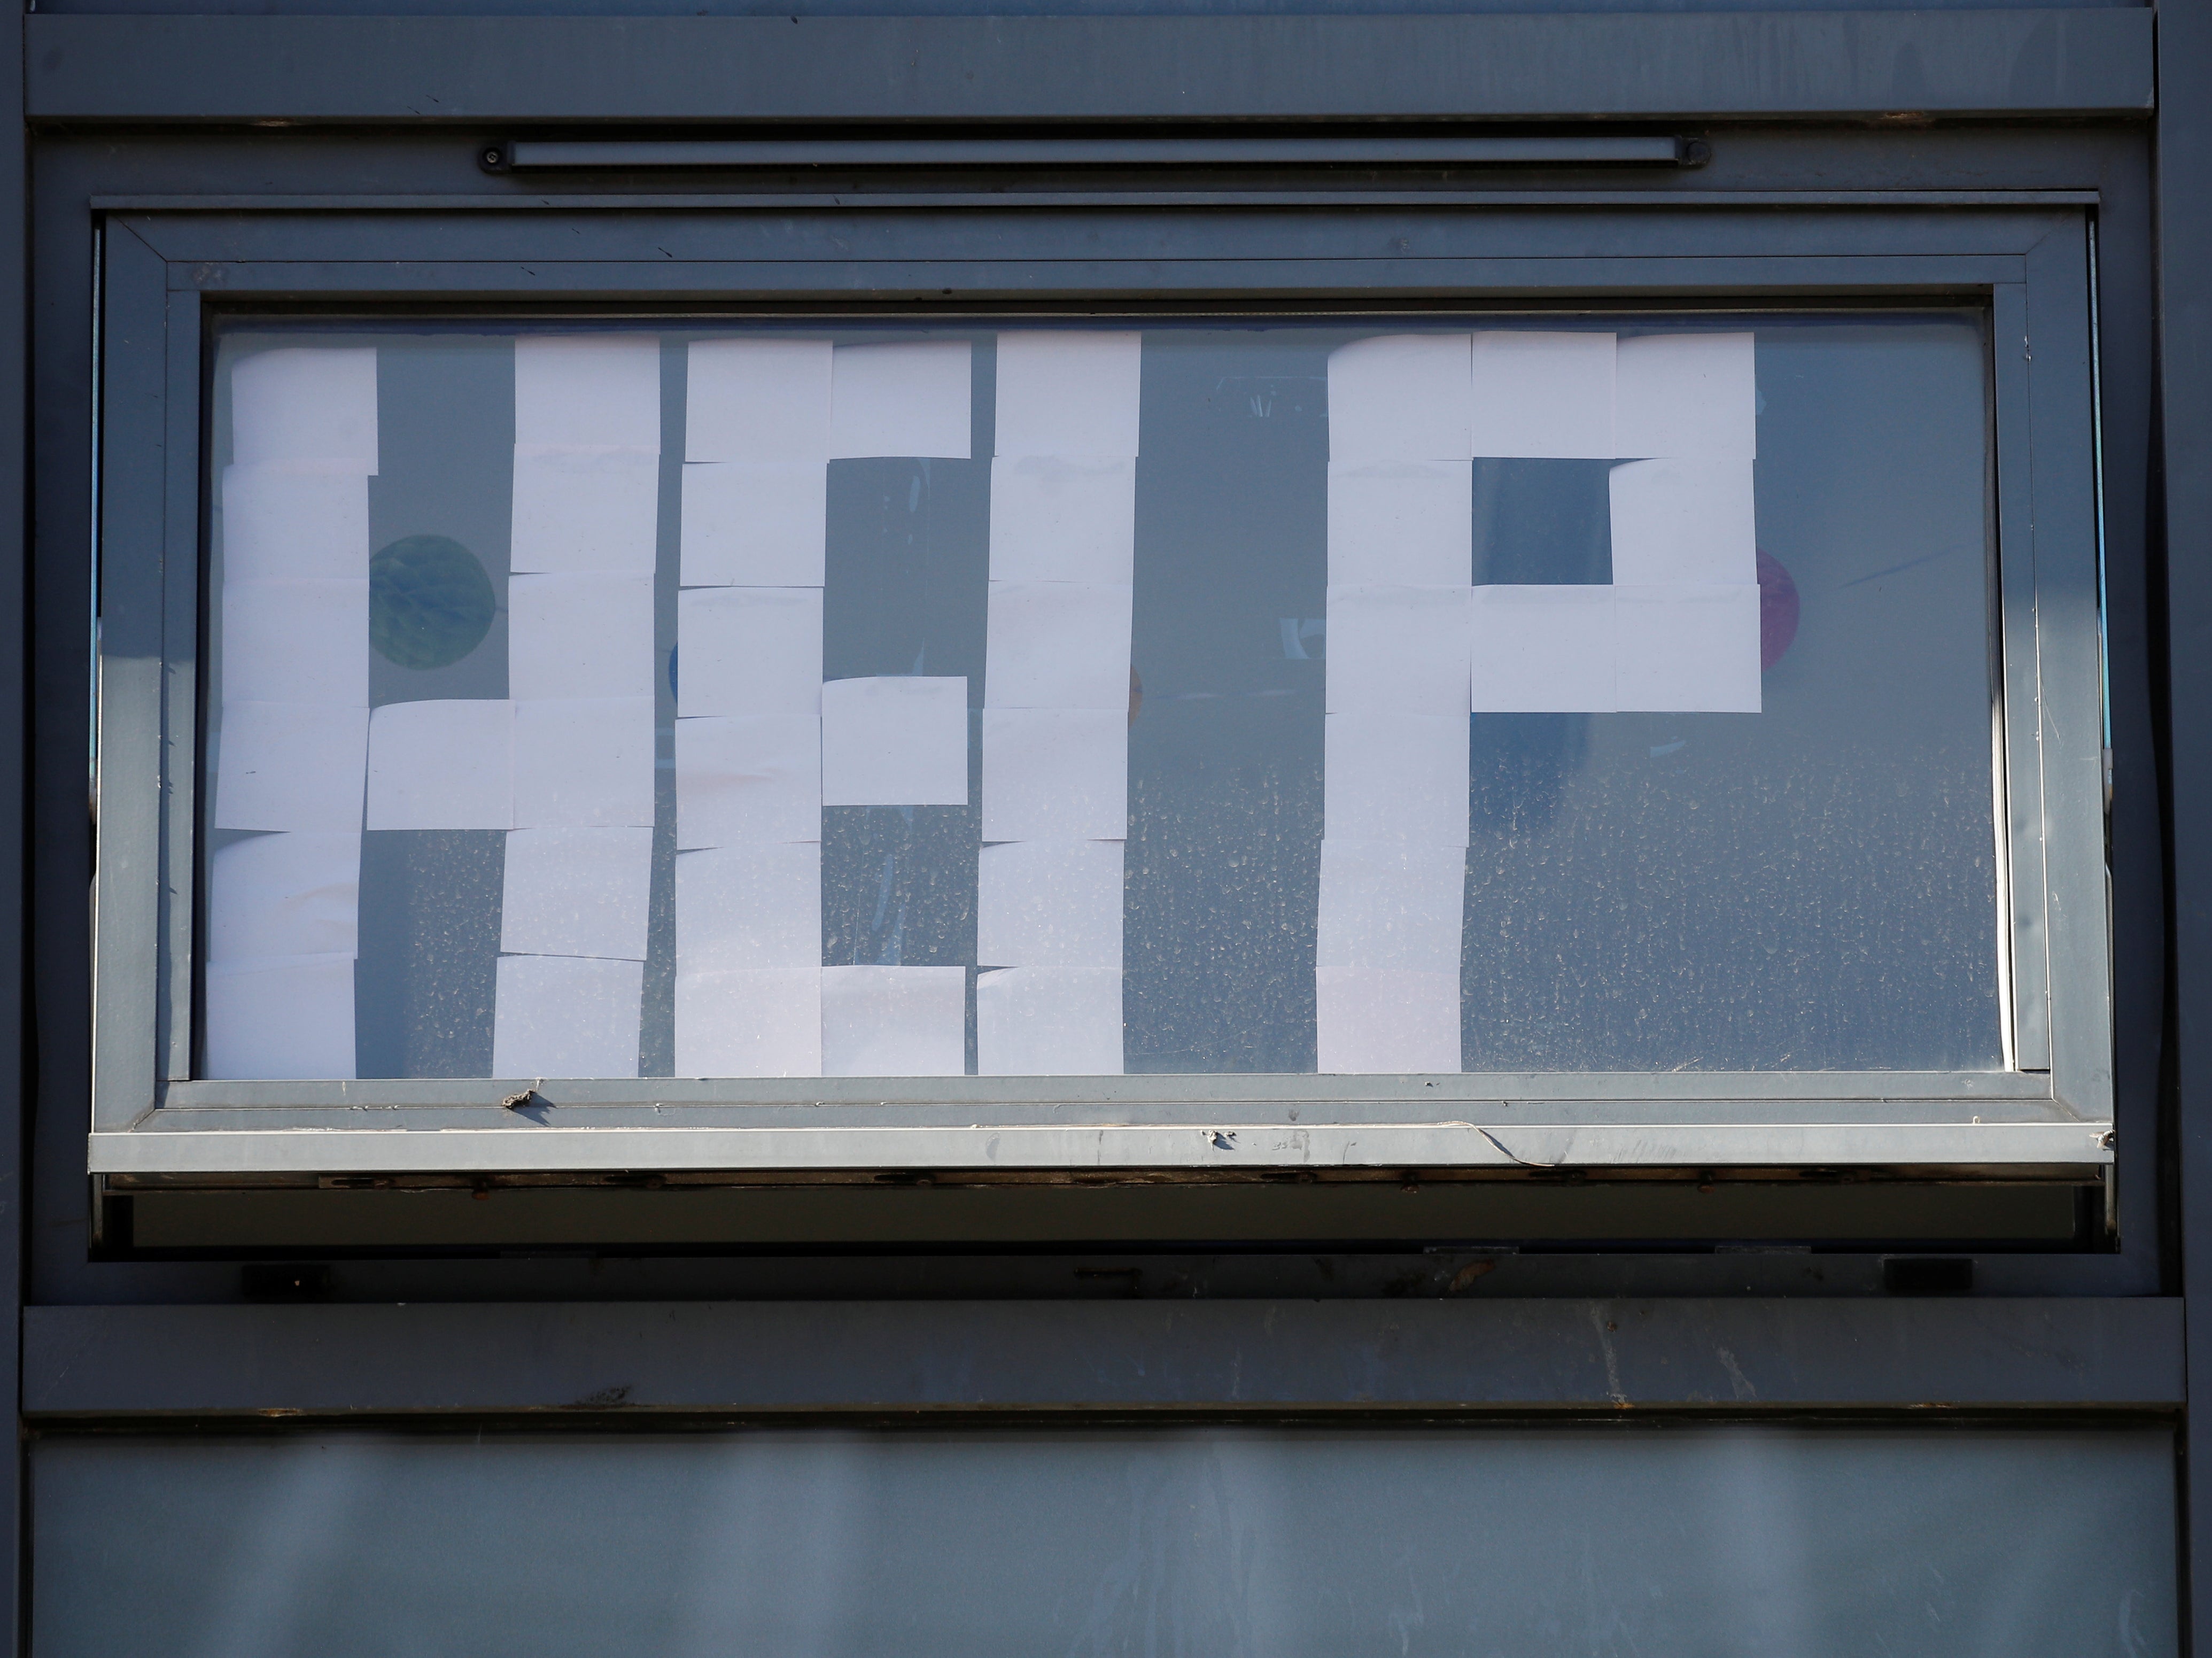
977,839,1124,969
1322,712,1468,847
230,347,378,472
980,708,1127,842
676,586,825,718
674,967,822,1078
207,832,362,963
221,579,370,708
514,334,662,452
984,582,1134,711
510,446,661,576
1316,966,1461,1074
675,842,822,971
1606,458,1758,587
1326,461,1474,587
976,965,1123,1076
820,965,968,1077
686,337,832,463
220,464,371,583
1613,331,1758,461
1326,334,1471,463
674,714,822,849
363,699,511,831
820,676,970,807
216,701,371,833
679,461,828,588
1613,583,1763,713
1315,839,1465,974
987,456,1138,585
499,826,653,962
1323,585,1473,718
512,696,655,828
993,331,1143,459
1468,585,1617,714
507,573,656,703
203,951,356,1080
492,953,643,1079
828,340,973,459
1468,330,1616,460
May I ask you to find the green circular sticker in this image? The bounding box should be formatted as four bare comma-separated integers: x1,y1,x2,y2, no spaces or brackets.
370,535,496,670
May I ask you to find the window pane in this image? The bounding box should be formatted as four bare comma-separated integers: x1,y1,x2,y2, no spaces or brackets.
200,314,2001,1080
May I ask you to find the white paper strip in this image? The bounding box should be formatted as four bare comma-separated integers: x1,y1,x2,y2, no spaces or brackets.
1326,461,1473,587
513,696,656,828
514,334,662,451
499,826,653,962
1327,334,1471,463
220,464,371,583
675,843,822,971
221,579,369,708
492,954,643,1078
676,586,824,718
1468,330,1616,460
510,446,661,576
1315,839,1465,974
686,337,832,463
1613,332,1758,461
230,347,378,472
1322,712,1468,847
674,967,822,1077
980,709,1127,842
506,573,656,702
977,839,1124,969
1614,584,1763,713
820,965,968,1077
1316,966,1460,1074
976,965,1123,1075
820,677,970,807
203,951,356,1080
828,340,973,460
984,582,1134,711
215,702,371,833
679,461,828,587
986,456,1138,584
1468,585,1617,714
363,699,511,831
993,331,1144,459
1323,585,1474,717
1606,458,1758,587
674,714,822,848
207,832,362,963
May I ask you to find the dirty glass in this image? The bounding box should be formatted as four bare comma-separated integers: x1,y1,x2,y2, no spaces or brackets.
198,312,2002,1080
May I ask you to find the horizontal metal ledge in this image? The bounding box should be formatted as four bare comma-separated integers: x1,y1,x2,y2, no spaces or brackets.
23,1298,2182,1416
493,136,1696,172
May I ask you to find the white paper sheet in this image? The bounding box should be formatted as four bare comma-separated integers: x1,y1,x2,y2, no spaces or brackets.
1322,712,1468,846
828,340,973,459
674,967,822,1077
500,826,654,961
506,573,657,703
221,464,371,583
980,708,1127,842
221,579,369,708
976,965,1123,1075
1326,334,1472,462
1606,458,1758,587
1315,839,1465,974
492,953,643,1079
513,334,662,451
1315,966,1461,1074
230,347,378,471
1468,585,1618,714
977,839,1124,968
686,337,832,463
992,331,1144,459
1323,585,1474,717
203,951,356,1080
513,696,655,828
679,461,828,587
362,699,511,831
819,965,968,1077
1613,583,1763,712
207,831,361,963
1468,330,1617,460
820,677,970,807
677,586,824,717
510,446,661,576
984,583,1133,711
675,842,822,971
987,456,1138,584
674,714,822,848
1326,461,1474,587
216,701,371,832
1613,332,1758,460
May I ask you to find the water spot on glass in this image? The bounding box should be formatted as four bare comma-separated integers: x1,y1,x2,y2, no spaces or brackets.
370,534,495,670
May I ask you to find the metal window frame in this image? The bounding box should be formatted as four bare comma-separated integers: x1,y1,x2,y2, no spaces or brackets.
83,199,2114,1181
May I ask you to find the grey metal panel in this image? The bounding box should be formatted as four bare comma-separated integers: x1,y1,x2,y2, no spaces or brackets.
158,290,200,1086
19,1298,2183,1415
502,136,1694,169
22,11,2155,123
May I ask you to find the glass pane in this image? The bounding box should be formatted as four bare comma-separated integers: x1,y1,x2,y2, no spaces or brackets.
199,313,2002,1080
